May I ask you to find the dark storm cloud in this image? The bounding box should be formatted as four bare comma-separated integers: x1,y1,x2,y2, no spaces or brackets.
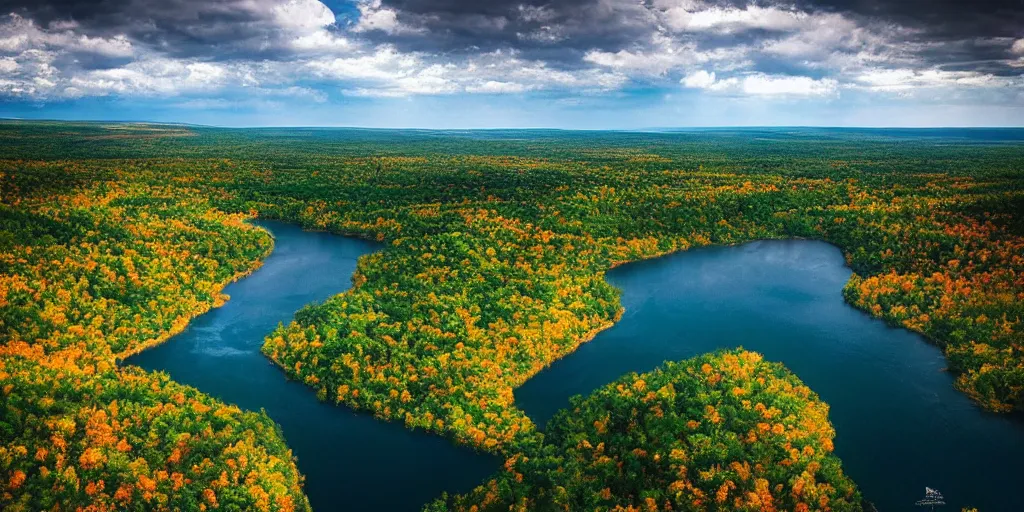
800,0,1024,39
4,0,1022,67
840,0,1020,72
794,0,1024,74
374,0,1021,43
915,37,1024,76
351,0,1024,73
353,0,810,66
355,0,656,56
2,0,326,61
0,0,1020,101
4,0,259,30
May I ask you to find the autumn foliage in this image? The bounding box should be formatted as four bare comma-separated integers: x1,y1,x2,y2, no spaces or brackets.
2,123,1022,510
0,159,308,511
429,350,863,512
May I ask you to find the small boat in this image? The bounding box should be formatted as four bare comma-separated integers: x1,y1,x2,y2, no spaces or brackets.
915,487,946,509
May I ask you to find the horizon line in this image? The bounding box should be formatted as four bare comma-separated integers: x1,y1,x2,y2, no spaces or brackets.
3,118,1024,131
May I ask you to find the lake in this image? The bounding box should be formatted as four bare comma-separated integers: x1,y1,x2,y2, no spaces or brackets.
128,223,1024,511
125,220,499,512
516,239,1024,511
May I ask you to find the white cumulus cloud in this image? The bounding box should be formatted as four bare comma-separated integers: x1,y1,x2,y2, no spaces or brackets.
742,73,837,96
1012,39,1024,55
352,0,424,35
318,46,626,97
584,34,747,75
0,57,17,74
0,14,133,57
854,68,1018,92
680,70,837,96
663,5,808,33
681,69,716,88
272,0,336,30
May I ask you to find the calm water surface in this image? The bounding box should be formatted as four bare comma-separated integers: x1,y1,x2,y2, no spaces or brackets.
126,221,498,511
516,239,1024,511
129,223,1024,511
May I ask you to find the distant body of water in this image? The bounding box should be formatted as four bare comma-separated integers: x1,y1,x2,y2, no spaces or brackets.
126,220,498,512
516,239,1024,512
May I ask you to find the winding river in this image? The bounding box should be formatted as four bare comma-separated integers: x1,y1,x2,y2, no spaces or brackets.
516,239,1024,511
126,221,499,512
128,223,1024,511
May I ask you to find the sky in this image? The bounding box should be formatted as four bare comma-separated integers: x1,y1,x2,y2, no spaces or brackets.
0,0,1022,128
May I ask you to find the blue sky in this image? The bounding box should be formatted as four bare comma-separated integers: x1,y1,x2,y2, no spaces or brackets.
1,0,1022,128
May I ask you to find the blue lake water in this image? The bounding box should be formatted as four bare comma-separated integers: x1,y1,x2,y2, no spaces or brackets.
126,220,498,512
128,223,1024,511
516,239,1024,511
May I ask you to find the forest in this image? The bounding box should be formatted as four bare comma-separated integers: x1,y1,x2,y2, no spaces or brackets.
430,350,863,511
2,122,1021,510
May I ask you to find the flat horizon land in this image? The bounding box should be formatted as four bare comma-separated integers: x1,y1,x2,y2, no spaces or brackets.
5,118,1024,132
3,120,1023,512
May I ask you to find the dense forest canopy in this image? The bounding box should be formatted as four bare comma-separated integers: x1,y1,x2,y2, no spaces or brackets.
430,350,863,512
1,122,1021,510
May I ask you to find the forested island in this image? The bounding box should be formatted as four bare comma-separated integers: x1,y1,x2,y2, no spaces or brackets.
432,349,863,511
2,123,1021,511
